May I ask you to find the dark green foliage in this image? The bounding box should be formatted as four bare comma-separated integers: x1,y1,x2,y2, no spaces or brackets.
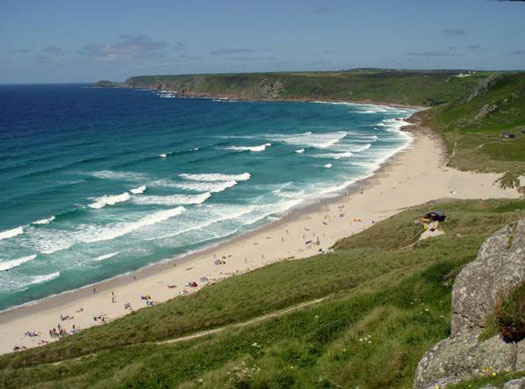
495,282,525,343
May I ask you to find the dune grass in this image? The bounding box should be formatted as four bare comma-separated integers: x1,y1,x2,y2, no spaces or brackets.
0,198,524,388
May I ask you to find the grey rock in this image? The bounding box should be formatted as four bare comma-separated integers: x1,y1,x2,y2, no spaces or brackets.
452,219,525,335
504,378,525,389
414,219,525,389
467,74,501,103
473,103,499,121
415,331,517,388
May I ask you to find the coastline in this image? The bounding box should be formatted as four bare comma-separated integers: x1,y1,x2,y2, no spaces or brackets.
0,110,519,355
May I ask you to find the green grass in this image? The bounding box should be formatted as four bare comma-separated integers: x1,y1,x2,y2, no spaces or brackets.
1,199,524,388
448,371,525,389
122,69,485,107
417,72,525,173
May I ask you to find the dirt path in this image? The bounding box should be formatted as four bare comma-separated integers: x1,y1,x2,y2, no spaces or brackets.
156,297,327,346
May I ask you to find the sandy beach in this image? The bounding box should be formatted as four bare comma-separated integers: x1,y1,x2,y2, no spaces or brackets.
0,122,520,355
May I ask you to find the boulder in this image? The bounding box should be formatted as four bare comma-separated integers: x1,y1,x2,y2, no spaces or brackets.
414,218,525,388
452,218,525,335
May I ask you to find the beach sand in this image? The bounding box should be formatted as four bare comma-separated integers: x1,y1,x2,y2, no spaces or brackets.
0,124,520,355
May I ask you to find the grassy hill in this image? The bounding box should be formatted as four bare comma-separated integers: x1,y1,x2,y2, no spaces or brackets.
1,198,524,388
416,72,525,173
123,70,486,107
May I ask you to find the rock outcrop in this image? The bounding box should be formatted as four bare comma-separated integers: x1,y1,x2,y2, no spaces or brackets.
414,218,525,389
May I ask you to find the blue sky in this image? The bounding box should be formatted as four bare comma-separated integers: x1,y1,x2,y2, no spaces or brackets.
0,0,524,83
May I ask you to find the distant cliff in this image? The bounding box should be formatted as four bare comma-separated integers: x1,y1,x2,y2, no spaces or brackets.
95,70,486,107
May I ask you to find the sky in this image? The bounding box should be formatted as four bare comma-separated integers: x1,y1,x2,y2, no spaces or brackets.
0,0,524,83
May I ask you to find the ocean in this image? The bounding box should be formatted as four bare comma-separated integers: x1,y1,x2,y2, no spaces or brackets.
0,84,415,311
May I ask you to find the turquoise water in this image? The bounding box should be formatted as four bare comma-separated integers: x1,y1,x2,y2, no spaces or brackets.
0,84,415,311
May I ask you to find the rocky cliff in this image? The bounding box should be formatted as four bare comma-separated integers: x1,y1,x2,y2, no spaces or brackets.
414,218,525,388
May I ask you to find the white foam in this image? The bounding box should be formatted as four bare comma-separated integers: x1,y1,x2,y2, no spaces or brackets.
295,148,305,154
159,153,168,158
0,226,23,241
0,254,37,271
90,170,148,182
32,216,56,225
152,179,238,193
29,271,60,285
94,252,119,261
147,205,255,241
224,143,271,152
267,131,346,149
130,185,147,194
377,118,411,132
179,172,251,182
89,192,131,209
324,163,333,168
83,206,186,244
311,151,353,160
133,192,211,205
273,189,305,199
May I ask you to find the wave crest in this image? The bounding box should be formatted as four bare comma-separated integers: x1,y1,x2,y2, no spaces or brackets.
32,216,56,225
224,143,271,152
179,172,250,182
0,226,24,241
133,192,211,205
0,254,37,271
89,192,131,209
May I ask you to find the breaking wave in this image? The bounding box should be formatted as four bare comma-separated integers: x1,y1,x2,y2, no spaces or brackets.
267,131,346,149
90,170,149,182
0,227,24,241
28,271,60,285
94,252,120,261
0,254,37,271
152,179,238,193
224,143,271,152
32,216,56,225
179,172,251,182
132,192,211,205
130,185,147,194
89,192,131,209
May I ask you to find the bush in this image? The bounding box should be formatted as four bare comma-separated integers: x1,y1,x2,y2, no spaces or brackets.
495,282,525,343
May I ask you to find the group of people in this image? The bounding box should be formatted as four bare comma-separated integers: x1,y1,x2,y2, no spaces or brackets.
49,324,70,338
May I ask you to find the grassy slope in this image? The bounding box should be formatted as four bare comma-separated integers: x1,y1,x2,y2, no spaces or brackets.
416,72,525,172
1,199,524,388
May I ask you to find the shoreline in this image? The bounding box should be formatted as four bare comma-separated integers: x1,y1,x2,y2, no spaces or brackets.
0,101,415,318
0,109,519,355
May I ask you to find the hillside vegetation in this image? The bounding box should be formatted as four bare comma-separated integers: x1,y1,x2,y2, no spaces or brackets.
123,70,485,107
1,199,524,388
416,72,525,173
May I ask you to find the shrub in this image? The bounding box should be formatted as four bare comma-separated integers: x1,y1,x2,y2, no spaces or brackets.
495,282,525,342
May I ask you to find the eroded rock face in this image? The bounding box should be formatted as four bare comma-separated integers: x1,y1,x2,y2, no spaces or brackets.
452,218,525,335
414,218,525,389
